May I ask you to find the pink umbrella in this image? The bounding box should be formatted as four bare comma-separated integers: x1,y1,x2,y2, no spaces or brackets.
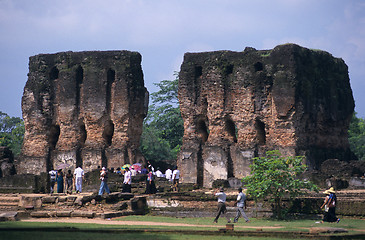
131,163,142,171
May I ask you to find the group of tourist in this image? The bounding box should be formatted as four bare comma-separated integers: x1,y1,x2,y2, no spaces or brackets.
49,166,339,224
113,164,180,195
49,163,180,196
48,165,84,194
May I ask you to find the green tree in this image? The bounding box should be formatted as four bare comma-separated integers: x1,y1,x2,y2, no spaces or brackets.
348,112,365,160
0,111,24,156
242,150,318,219
140,73,184,165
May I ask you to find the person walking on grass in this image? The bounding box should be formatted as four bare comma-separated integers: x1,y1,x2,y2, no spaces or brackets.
321,187,340,223
233,187,250,223
213,187,231,223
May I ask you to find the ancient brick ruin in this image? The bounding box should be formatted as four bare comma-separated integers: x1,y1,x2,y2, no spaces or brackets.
19,51,148,175
178,44,355,187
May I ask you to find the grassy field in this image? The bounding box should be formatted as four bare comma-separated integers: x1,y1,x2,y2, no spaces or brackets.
0,216,364,240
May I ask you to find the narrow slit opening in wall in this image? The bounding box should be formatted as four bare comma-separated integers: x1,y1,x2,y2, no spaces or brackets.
197,118,209,143
197,144,204,187
49,66,59,80
79,122,87,146
255,119,266,145
49,125,60,149
103,120,114,146
195,66,202,78
254,62,263,72
75,66,83,108
76,147,82,168
225,117,237,143
106,69,115,114
224,64,234,75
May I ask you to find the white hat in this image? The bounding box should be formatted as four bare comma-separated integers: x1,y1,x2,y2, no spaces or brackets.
102,167,106,170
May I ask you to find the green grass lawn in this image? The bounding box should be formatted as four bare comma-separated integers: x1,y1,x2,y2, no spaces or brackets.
0,216,364,240
114,215,365,232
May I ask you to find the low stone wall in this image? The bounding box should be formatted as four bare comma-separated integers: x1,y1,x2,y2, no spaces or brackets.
15,192,147,219
0,173,47,193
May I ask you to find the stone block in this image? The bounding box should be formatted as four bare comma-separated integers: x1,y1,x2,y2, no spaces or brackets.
19,195,42,209
111,201,128,211
71,211,95,218
131,196,147,212
0,212,18,221
30,211,50,218
56,211,72,217
41,196,57,204
309,227,348,234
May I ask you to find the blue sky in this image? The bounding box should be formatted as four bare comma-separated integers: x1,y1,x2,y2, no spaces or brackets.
0,0,364,118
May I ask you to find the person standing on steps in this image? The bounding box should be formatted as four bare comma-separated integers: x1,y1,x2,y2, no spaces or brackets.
122,167,132,193
145,167,157,194
233,187,250,223
213,187,231,223
65,169,73,194
98,167,110,195
56,169,64,193
165,168,172,182
48,169,57,193
74,165,84,193
172,166,180,192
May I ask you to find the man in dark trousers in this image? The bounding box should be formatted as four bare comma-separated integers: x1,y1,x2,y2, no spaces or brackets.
213,187,231,223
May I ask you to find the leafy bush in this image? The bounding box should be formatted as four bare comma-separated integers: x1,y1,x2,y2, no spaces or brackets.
242,150,318,219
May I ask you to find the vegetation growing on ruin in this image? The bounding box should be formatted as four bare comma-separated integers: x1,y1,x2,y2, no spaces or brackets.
242,151,319,219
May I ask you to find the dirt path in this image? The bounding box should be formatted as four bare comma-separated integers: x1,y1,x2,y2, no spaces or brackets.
21,218,282,230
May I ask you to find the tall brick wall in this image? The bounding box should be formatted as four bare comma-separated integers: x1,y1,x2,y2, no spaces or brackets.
20,51,148,174
178,44,355,187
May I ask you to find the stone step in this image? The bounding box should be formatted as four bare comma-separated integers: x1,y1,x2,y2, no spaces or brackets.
0,196,19,203
0,205,18,211
0,201,18,206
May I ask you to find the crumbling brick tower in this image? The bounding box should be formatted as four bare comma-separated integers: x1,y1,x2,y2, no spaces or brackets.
178,44,355,187
19,51,148,174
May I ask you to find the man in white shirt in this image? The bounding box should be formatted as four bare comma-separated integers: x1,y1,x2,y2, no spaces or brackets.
233,187,250,223
213,188,231,223
155,168,165,178
172,167,180,192
73,166,84,193
165,168,172,182
122,167,132,193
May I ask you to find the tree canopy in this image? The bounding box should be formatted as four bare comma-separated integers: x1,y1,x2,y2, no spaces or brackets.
139,73,184,167
0,111,24,156
348,112,365,160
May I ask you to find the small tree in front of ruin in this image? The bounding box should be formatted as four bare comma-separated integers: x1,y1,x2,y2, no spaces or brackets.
242,150,318,219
